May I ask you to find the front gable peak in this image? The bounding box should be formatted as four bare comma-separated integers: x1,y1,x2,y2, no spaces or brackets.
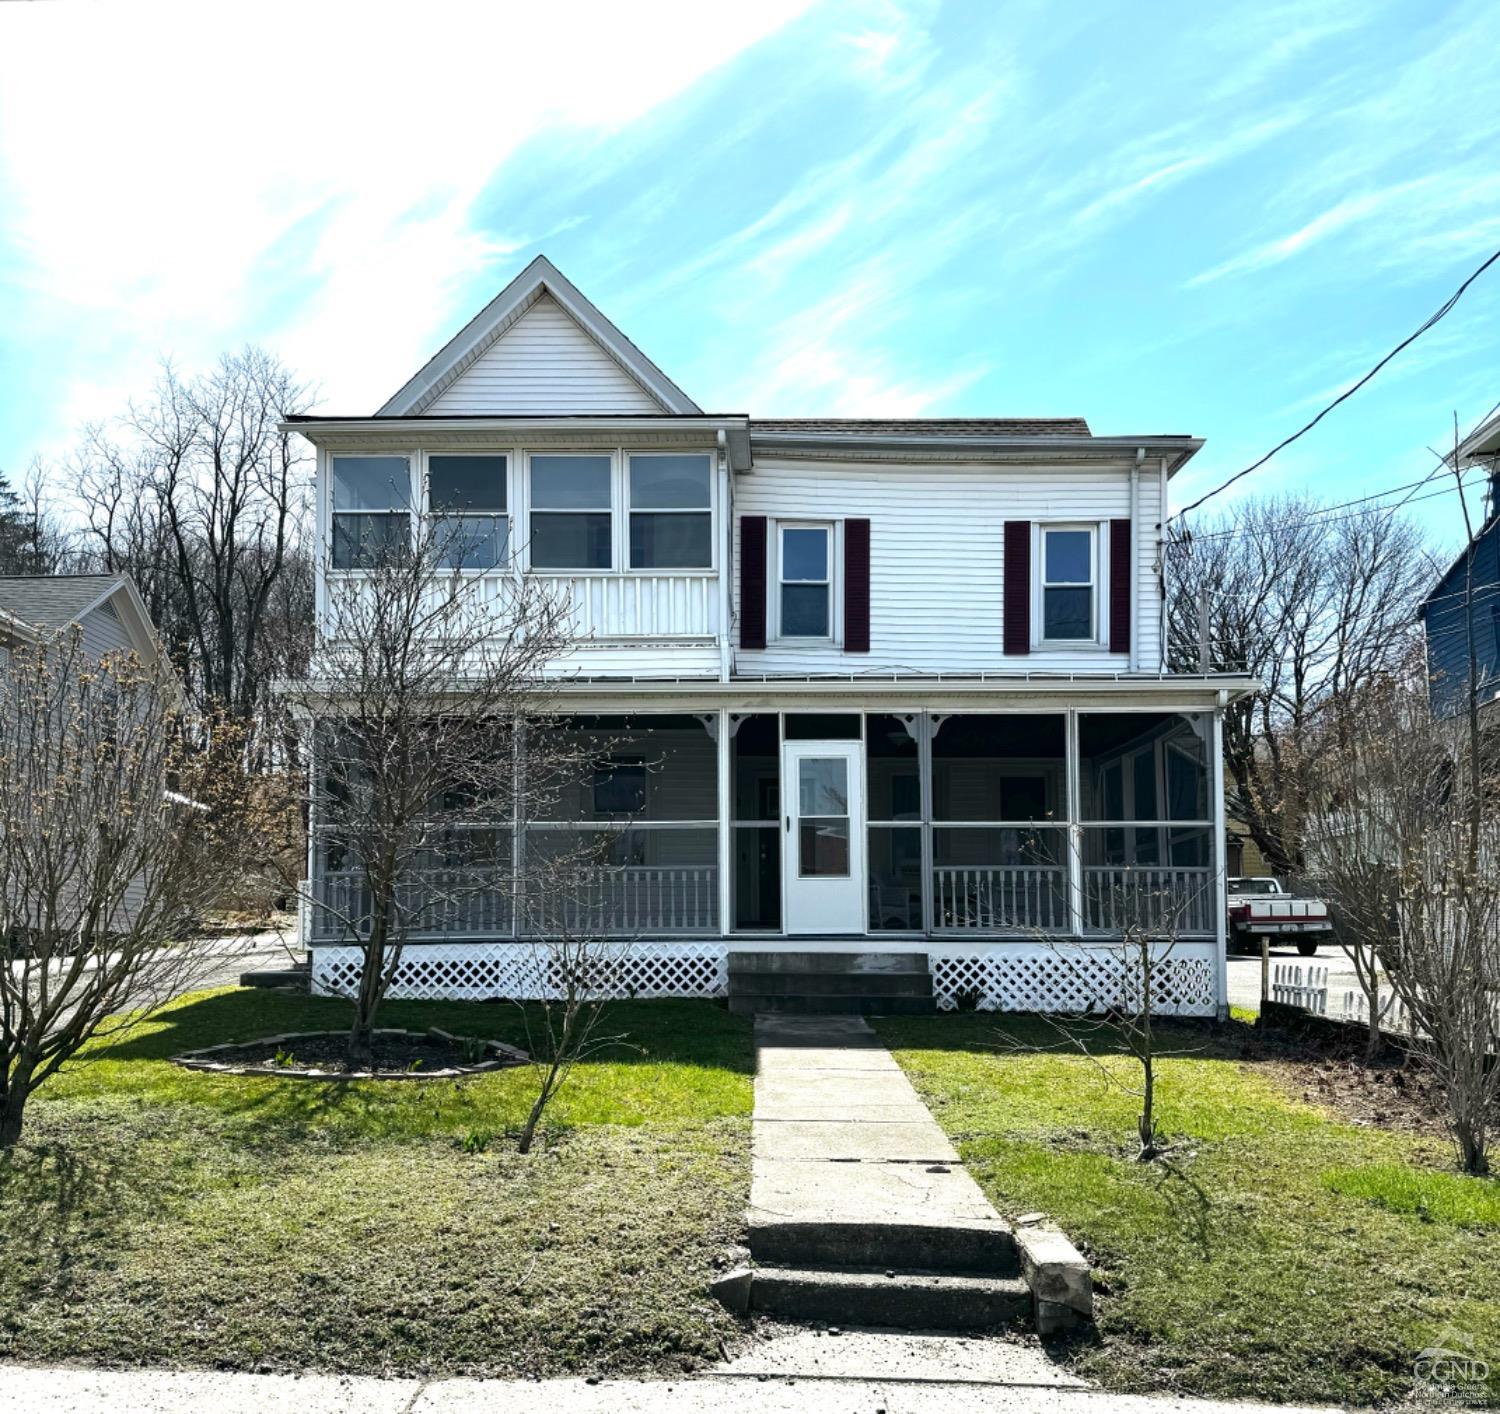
378,255,700,417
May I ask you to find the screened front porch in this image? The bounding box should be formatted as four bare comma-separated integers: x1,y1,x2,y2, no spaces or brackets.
305,705,1220,945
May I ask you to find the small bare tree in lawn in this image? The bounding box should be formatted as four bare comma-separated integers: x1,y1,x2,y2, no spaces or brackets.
291,516,608,1068
1307,657,1500,1174
0,632,273,1148
1029,868,1215,1162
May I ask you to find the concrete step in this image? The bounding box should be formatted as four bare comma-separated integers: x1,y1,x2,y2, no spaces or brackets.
730,971,933,998
748,1265,1031,1330
750,1218,1018,1275
730,951,929,975
239,965,309,990
729,994,937,1017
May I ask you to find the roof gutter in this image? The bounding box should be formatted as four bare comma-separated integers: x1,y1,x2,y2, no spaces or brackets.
281,414,751,440
750,431,1203,472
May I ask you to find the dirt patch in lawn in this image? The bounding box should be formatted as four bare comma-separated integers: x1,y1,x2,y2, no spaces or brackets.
174,1027,526,1079
1238,1028,1448,1138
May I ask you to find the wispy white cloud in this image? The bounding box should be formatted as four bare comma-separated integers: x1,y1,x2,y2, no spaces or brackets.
0,0,813,436
1185,187,1414,286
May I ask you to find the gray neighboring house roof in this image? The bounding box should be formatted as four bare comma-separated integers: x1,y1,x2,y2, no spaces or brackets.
0,574,162,662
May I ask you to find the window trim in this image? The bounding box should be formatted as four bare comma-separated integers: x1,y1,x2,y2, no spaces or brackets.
775,520,838,643
625,451,716,572
1032,522,1106,649
423,450,511,574
327,451,416,572
526,449,617,574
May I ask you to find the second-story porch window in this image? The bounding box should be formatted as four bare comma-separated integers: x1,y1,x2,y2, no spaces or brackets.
628,454,712,568
530,454,613,570
331,455,411,569
429,454,507,570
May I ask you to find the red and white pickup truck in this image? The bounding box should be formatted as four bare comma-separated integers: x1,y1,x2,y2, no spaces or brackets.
1227,877,1333,957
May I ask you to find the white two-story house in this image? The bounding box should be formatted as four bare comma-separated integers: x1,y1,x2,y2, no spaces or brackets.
290,256,1253,1017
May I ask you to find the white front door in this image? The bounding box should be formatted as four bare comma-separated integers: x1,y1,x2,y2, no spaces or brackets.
782,740,865,934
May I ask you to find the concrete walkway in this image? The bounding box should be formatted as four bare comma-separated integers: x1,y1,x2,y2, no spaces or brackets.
749,1012,1005,1236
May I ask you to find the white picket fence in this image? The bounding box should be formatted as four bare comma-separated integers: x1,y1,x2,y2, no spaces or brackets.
1271,963,1330,1014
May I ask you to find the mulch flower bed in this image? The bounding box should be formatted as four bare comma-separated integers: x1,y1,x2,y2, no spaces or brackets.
172,1027,528,1080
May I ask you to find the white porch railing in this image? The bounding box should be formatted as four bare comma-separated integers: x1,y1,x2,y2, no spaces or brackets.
478,571,718,639
932,866,1068,932
542,865,719,935
307,864,719,941
1083,866,1215,935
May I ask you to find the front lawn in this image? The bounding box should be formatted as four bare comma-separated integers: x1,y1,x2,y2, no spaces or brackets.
0,988,753,1377
876,1014,1500,1409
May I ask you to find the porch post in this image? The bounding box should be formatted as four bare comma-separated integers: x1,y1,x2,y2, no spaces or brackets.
1212,702,1229,1019
919,712,934,935
717,707,732,937
1065,710,1084,936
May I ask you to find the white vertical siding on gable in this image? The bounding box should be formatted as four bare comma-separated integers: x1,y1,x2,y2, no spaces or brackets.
426,294,664,415
733,459,1164,676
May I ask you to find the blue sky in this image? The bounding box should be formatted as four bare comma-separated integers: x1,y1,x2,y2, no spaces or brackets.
2,0,1498,555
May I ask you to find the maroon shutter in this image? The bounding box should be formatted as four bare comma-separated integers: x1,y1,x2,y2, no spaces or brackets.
739,516,767,650
843,518,871,652
1003,521,1031,656
1109,518,1131,655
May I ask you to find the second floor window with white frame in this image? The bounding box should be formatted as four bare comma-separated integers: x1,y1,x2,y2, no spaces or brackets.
530,454,612,570
628,454,712,568
429,454,507,570
780,524,832,638
331,455,410,569
1040,526,1096,641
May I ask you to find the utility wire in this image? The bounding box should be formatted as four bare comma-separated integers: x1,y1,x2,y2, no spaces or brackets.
1171,246,1500,522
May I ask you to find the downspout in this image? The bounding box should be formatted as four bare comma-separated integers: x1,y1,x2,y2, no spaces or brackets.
717,430,732,683
1212,687,1230,1020
1129,447,1143,672
1156,455,1169,673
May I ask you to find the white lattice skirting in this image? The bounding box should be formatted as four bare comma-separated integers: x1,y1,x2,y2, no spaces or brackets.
929,942,1219,1017
311,941,730,1003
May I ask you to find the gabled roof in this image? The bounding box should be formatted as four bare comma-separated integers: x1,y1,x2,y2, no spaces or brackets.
0,573,162,662
378,254,701,417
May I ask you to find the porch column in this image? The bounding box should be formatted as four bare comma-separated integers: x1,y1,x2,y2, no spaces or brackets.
1212,703,1229,1019
1065,710,1084,935
717,707,732,937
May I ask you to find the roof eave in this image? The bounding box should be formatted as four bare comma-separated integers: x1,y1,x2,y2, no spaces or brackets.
749,431,1203,472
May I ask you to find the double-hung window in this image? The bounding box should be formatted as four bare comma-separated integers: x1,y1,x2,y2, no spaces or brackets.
628,454,712,568
529,455,612,569
1040,526,1096,641
331,455,410,569
780,525,831,638
429,454,507,569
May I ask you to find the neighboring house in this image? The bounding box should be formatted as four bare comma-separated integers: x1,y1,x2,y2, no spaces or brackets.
0,573,162,667
1420,413,1500,721
1225,819,1270,879
288,255,1255,1017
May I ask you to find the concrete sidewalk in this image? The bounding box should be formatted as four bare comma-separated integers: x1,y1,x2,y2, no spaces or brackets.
0,1363,1344,1413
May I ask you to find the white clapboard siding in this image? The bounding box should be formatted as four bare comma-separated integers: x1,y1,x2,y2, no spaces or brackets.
733,460,1164,676
427,294,663,414
78,598,138,662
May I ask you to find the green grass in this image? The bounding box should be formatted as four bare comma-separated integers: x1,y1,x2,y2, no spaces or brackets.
0,988,754,1377
1324,1163,1500,1230
875,1013,1500,1409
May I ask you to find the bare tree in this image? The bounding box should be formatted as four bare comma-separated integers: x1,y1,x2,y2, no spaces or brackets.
1029,876,1215,1161
1168,497,1430,877
0,631,277,1147
1306,659,1500,1174
74,349,314,758
288,518,614,1068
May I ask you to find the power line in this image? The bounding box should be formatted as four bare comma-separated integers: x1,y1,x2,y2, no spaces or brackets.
1170,245,1500,522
